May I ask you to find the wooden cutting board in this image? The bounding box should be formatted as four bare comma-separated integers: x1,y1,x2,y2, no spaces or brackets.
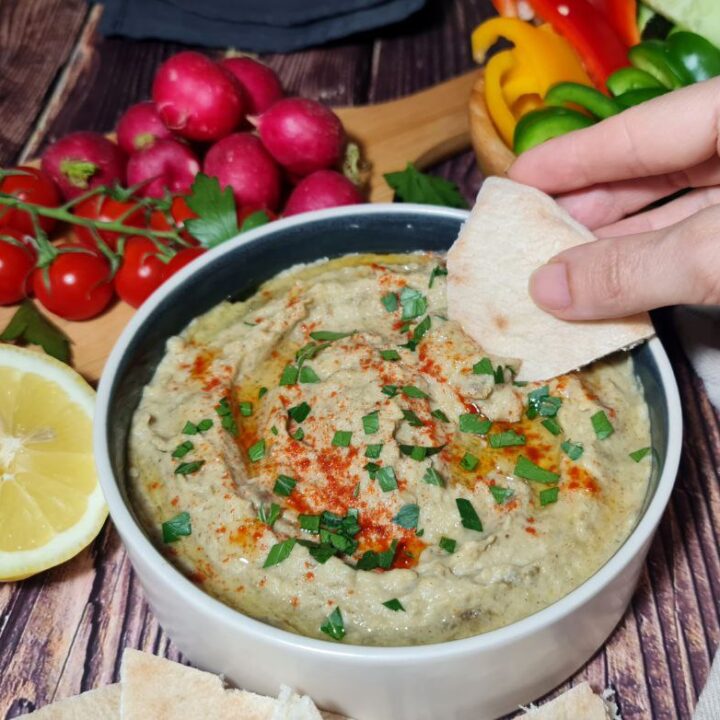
1,70,478,384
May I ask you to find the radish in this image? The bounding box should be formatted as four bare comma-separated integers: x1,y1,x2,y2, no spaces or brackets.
221,57,283,115
42,132,126,200
203,133,281,211
117,101,173,154
252,98,345,176
152,51,246,142
283,170,364,217
126,139,200,198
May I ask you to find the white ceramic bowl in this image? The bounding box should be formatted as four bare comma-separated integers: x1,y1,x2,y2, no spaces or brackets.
95,204,682,720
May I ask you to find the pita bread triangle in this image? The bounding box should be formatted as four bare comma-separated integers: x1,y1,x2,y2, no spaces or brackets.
24,685,120,719
447,177,654,381
522,682,615,719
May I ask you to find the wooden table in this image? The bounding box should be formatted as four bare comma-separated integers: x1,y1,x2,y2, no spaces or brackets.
1,1,718,718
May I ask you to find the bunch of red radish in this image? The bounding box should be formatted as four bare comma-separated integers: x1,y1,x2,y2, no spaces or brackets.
0,52,364,321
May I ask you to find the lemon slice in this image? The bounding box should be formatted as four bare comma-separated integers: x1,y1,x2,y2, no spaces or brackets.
0,345,107,581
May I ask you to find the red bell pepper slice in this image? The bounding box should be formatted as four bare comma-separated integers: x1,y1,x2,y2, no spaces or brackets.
527,0,630,90
587,0,640,47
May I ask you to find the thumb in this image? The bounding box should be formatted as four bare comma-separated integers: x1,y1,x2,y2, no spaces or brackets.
528,204,720,320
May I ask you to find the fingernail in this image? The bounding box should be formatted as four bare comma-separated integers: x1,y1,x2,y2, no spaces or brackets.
529,262,572,310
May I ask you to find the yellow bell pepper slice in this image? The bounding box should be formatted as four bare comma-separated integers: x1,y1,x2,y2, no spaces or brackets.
512,94,543,118
484,49,518,148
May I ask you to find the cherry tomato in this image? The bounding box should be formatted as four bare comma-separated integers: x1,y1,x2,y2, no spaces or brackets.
0,228,36,304
150,196,198,244
114,236,170,308
32,244,114,320
73,195,146,251
166,247,206,277
0,167,60,235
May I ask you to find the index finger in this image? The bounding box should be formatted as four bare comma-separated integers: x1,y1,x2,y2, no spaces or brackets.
508,77,720,194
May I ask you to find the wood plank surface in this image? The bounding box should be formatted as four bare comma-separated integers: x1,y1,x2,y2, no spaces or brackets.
0,1,717,719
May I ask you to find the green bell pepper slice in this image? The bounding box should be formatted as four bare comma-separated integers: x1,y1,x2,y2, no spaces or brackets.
607,67,664,96
613,87,668,109
666,32,720,82
513,107,596,154
629,40,694,88
545,82,621,120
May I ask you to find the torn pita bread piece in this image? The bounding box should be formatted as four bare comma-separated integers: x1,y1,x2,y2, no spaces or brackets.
25,685,120,719
447,177,654,382
522,682,620,719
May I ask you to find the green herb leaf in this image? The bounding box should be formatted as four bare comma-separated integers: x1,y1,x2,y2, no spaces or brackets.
248,440,266,462
299,365,320,384
197,418,213,432
489,485,514,504
0,300,70,363
459,414,492,435
258,386,268,398
332,430,352,447
384,163,468,209
541,418,562,436
263,539,296,568
162,511,192,543
296,341,329,366
239,209,270,233
393,503,419,529
428,265,448,288
561,440,584,460
362,411,379,435
258,502,281,528
271,425,278,435
292,427,305,441
382,384,398,397
274,474,297,496
526,386,563,419
460,452,479,471
174,460,205,475
383,598,405,612
299,514,321,533
380,349,401,361
591,410,614,440
182,421,199,435
456,498,483,532
494,366,506,384
630,446,653,462
489,430,526,448
238,401,253,417
381,292,398,312
288,402,311,423
172,440,194,459
299,540,336,564
540,487,559,506
431,408,450,423
411,315,432,343
279,365,299,386
514,455,559,484
185,173,239,248
365,443,383,459
400,444,427,461
401,408,424,427
320,606,346,640
472,357,494,376
364,462,380,479
376,466,398,492
401,385,429,399
423,466,445,486
399,287,427,320
310,330,353,341
439,536,456,554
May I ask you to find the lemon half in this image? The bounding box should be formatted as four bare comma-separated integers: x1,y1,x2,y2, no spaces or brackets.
0,345,107,581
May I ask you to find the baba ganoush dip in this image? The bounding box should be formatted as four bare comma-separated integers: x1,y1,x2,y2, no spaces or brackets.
128,253,652,646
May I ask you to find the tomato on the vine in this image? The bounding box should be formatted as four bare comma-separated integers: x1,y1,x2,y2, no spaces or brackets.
150,196,198,243
73,194,146,251
0,228,36,305
114,236,171,308
0,167,60,235
32,244,114,320
166,246,206,277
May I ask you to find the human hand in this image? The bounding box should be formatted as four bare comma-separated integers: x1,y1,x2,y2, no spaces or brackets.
508,77,720,320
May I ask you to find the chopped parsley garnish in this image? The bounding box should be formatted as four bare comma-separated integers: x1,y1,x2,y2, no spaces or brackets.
292,427,305,441
174,460,205,475
215,397,237,434
439,536,456,554
514,455,559,484
299,510,361,561
423,466,445,486
561,440,584,460
299,365,320,383
182,421,198,435
364,462,380,479
248,439,266,462
540,487,559,506
591,410,614,440
472,357,494,376
362,411,380,435
238,401,253,417
428,265,448,288
383,598,406,612
456,498,483,532
541,418,562,436
279,364,299,386
365,443,383,459
380,349,401,361
399,444,441,461
630,446,653,462
382,384,399,397
401,408,424,427
526,386,562,419
288,401,311,423
513,380,528,387
353,482,360,497
271,426,278,435
296,341,329,365
310,330,354,341
489,485,514,504
197,418,213,431
332,430,352,447
258,502,281,528
320,607,346,641
381,292,398,312
376,466,398,492
172,440,194,459
489,430,526,448
274,474,296,496
460,452,479,471
459,414,492,435
411,315,431,344
162,511,192,543
299,541,336,564
431,408,450,422
399,287,427,320
263,539,296,568
299,514,321,533
258,386,268,398
393,503,419,529
401,385,429,399
357,540,398,570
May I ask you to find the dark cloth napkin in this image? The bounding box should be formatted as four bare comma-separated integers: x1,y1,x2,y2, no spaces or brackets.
97,0,427,52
